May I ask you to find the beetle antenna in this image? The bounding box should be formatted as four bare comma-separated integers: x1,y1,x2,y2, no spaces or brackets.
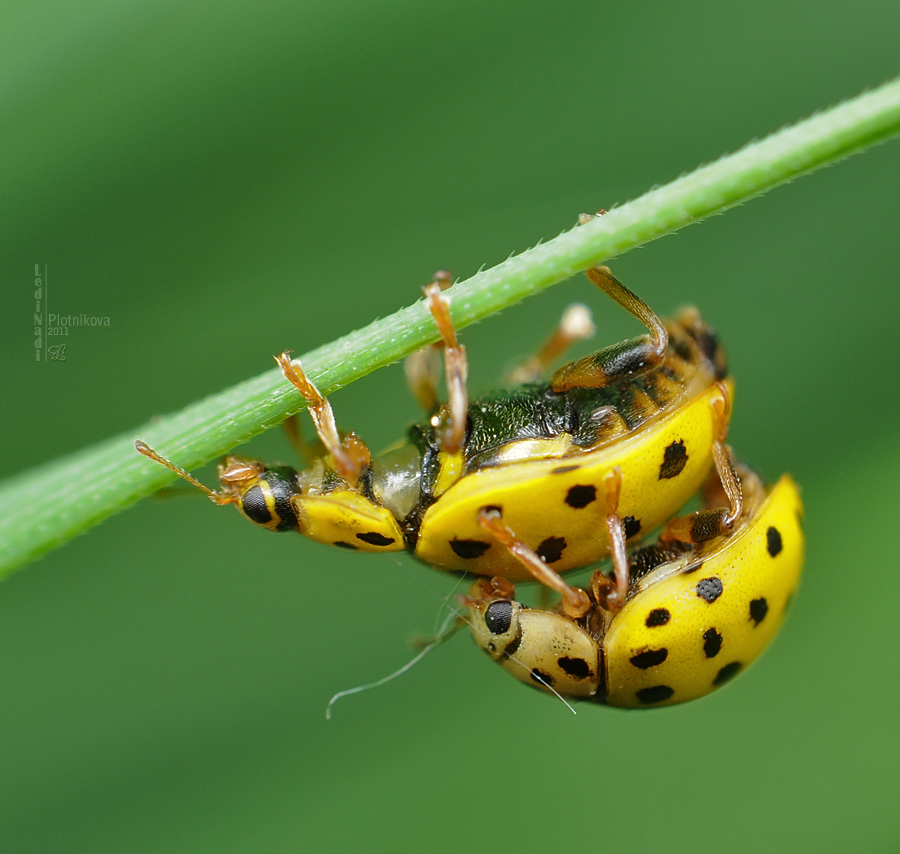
136,440,238,506
525,669,578,715
325,610,461,720
135,440,216,497
326,566,577,717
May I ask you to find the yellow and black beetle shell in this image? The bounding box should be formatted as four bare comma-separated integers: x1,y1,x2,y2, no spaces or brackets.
465,470,803,707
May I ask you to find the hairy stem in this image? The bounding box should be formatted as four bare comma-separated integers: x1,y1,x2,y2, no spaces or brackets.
2,76,900,575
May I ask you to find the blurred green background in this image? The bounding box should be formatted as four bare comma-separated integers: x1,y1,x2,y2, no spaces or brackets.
2,1,900,851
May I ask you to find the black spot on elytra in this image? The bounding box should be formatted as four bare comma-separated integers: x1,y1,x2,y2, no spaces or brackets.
530,668,555,686
558,657,592,679
565,484,597,509
659,440,688,479
333,541,358,550
552,465,581,475
703,627,723,658
500,632,522,661
636,685,674,704
749,597,769,626
696,577,723,603
630,648,668,669
623,515,642,538
536,536,567,564
450,539,491,559
356,531,396,547
484,600,513,634
767,526,783,557
713,661,742,686
646,608,671,627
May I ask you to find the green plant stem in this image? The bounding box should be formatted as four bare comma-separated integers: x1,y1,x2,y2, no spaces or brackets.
3,76,900,576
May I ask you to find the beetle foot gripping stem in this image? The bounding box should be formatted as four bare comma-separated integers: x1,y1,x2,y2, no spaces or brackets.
421,280,468,456
275,352,371,484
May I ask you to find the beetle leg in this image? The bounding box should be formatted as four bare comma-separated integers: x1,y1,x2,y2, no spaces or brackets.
709,382,743,527
403,271,453,414
506,303,596,384
660,382,744,545
477,508,591,619
282,413,321,465
420,274,468,455
551,263,669,392
275,352,371,484
601,466,630,611
404,346,443,415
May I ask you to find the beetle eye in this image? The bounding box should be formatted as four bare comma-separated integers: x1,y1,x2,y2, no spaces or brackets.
241,484,271,525
484,600,513,634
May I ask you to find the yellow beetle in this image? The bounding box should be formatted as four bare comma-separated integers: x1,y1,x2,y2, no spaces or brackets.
463,463,803,707
138,259,737,602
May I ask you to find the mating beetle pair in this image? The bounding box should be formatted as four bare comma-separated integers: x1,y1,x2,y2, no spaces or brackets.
138,226,803,708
